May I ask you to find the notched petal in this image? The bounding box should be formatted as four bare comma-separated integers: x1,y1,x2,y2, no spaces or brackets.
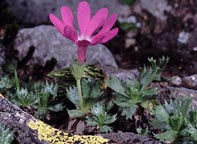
49,14,65,35
61,6,74,28
63,26,78,42
77,1,91,35
91,28,118,45
86,8,108,36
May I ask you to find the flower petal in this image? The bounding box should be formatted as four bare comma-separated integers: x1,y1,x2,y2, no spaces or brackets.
91,28,118,45
49,14,65,35
100,14,117,33
86,8,108,36
61,6,74,28
77,1,91,36
64,26,78,42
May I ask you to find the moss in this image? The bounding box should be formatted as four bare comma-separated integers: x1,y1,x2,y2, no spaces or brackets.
27,120,110,144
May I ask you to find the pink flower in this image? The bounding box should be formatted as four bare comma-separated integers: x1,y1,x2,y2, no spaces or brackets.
49,1,118,63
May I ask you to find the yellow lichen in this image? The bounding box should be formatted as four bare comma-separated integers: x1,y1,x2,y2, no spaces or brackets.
27,120,111,144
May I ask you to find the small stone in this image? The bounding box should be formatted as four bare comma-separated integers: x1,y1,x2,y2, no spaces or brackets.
177,31,190,44
170,76,182,86
125,38,136,48
75,120,85,135
182,74,197,89
193,47,197,51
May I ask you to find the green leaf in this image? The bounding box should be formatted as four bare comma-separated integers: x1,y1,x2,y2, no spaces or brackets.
120,22,136,31
48,103,65,112
99,125,113,133
81,78,102,99
169,113,184,131
178,98,192,118
154,130,178,142
0,76,13,90
180,124,196,137
190,110,197,126
13,88,36,107
86,117,98,126
86,102,116,133
121,104,137,120
150,105,171,130
34,109,48,119
66,86,80,107
67,109,86,118
0,123,14,144
191,131,197,141
155,105,169,124
155,106,169,123
140,68,160,89
106,76,126,96
141,87,157,98
122,0,136,5
71,60,87,80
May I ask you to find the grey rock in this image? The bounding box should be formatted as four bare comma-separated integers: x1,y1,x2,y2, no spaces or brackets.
98,64,139,81
5,0,129,25
170,76,182,86
101,132,160,144
14,25,117,69
182,74,197,89
140,0,172,21
165,86,197,109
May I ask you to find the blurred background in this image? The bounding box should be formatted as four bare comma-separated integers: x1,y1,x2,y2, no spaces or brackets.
0,0,196,80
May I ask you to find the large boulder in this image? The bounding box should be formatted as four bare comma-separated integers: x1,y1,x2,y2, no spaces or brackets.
14,25,117,69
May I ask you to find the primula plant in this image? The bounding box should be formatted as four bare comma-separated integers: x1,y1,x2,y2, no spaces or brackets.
0,123,14,144
86,102,117,133
106,57,168,120
49,1,118,119
9,71,64,119
150,98,197,143
32,81,64,119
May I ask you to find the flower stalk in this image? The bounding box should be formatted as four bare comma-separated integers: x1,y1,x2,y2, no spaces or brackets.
71,60,86,111
76,78,83,110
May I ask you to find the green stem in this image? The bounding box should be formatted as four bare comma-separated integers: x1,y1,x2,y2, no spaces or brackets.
77,79,83,110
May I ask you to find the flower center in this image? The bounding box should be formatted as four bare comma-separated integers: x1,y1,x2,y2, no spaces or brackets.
78,35,91,42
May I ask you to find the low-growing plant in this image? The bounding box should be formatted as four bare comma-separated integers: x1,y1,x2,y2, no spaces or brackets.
106,57,168,120
11,70,36,107
32,81,64,119
150,98,197,143
86,102,117,133
10,71,64,119
66,76,103,118
0,123,14,144
136,127,150,135
0,75,15,96
0,76,13,90
13,87,36,107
